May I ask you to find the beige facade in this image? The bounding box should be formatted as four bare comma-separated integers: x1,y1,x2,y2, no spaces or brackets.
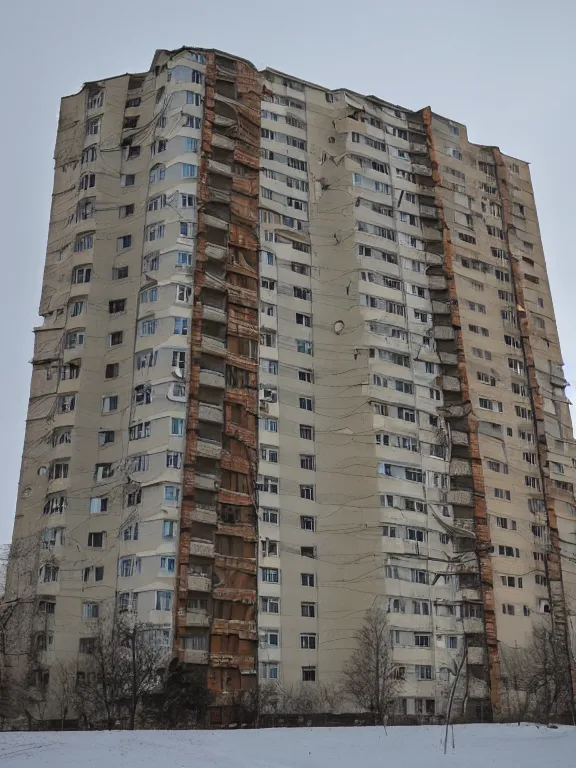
3,47,576,722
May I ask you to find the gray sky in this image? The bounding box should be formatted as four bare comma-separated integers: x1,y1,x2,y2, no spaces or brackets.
0,0,573,544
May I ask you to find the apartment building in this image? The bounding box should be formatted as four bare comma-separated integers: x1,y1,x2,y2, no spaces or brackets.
3,46,576,724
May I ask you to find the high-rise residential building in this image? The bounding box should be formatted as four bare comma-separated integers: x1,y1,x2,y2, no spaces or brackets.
3,46,576,724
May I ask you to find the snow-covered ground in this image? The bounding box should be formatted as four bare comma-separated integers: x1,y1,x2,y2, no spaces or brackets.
0,723,574,767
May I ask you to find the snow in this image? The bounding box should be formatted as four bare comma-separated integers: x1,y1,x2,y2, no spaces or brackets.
0,724,574,768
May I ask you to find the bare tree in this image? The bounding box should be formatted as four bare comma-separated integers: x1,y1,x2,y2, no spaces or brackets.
51,660,80,729
500,644,534,724
78,614,170,729
142,659,213,728
526,623,573,722
342,605,402,721
499,623,574,724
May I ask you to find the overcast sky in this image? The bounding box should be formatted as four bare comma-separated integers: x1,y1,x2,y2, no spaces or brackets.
0,0,573,544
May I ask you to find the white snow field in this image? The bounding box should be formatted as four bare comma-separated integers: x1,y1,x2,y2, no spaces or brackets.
0,723,574,768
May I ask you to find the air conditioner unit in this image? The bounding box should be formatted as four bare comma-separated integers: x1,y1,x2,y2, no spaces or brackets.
259,400,269,413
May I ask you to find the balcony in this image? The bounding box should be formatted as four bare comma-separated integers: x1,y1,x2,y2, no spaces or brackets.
460,588,481,602
211,133,235,151
188,505,218,525
410,141,428,154
201,335,227,356
196,438,222,460
190,539,215,558
188,574,212,592
204,213,229,232
207,187,232,204
462,617,484,634
205,243,227,262
182,649,209,665
199,369,225,389
207,158,232,177
468,678,489,698
467,646,485,666
420,205,438,219
203,304,227,324
195,472,219,492
198,403,224,423
183,611,211,627
413,163,433,177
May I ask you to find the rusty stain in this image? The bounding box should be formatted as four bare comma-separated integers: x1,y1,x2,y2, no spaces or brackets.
174,52,261,719
422,107,501,715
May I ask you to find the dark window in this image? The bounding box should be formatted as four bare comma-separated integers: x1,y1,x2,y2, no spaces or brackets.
114,267,129,279
105,363,119,379
109,331,123,346
109,299,126,313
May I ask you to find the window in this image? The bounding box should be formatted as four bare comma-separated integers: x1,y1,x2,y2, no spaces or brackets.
182,163,197,178
177,251,193,267
296,339,313,355
296,313,312,328
155,590,173,611
501,576,523,588
102,395,118,413
134,384,152,406
173,317,189,336
109,331,123,347
146,222,165,241
299,425,314,441
89,497,108,514
302,666,316,682
57,394,76,414
87,532,105,549
414,634,431,648
293,286,311,300
149,164,165,183
71,266,92,286
114,266,129,279
299,397,313,411
98,430,115,446
496,517,516,530
262,508,279,524
129,421,151,441
260,330,276,348
260,663,279,680
261,568,279,583
301,602,316,618
498,545,520,558
300,516,316,531
159,556,175,574
164,485,180,503
258,443,279,464
487,459,508,474
300,485,315,501
416,665,433,680
48,461,69,480
263,630,279,648
120,174,135,187
260,596,280,614
262,417,278,433
525,475,541,490
96,463,114,481
170,418,185,437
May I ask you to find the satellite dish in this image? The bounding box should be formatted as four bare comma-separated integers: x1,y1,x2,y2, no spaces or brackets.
334,320,345,335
